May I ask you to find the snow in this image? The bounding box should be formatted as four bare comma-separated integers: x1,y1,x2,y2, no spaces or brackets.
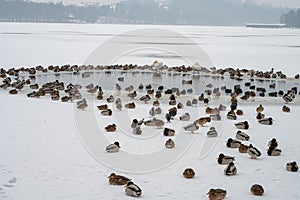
0,70,300,199
0,23,300,199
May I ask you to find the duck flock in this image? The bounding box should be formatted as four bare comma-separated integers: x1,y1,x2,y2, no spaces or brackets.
0,64,299,199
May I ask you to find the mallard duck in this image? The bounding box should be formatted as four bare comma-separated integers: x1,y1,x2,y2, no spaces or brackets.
165,139,175,149
127,91,137,99
194,117,211,127
9,89,18,95
168,107,177,119
235,121,249,129
250,184,264,196
101,109,112,116
256,112,265,120
106,142,120,153
236,130,250,141
207,188,227,200
107,95,115,103
131,118,144,129
163,128,175,136
116,103,122,111
179,113,190,121
236,109,243,115
206,107,220,115
139,94,151,103
108,173,131,185
247,144,262,159
183,168,195,179
153,100,160,106
125,85,134,92
133,126,142,135
183,122,199,133
207,127,218,137
267,146,281,156
210,114,221,121
87,85,98,94
125,181,142,197
217,153,235,165
238,144,249,153
186,100,192,107
155,107,162,115
256,105,264,113
125,102,136,109
224,162,237,176
218,104,227,111
226,138,241,148
286,161,298,172
105,124,116,132
77,102,88,110
227,111,237,120
268,138,278,148
149,107,155,117
282,105,290,112
259,117,273,125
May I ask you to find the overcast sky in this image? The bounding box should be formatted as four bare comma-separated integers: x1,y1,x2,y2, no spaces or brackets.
31,0,300,8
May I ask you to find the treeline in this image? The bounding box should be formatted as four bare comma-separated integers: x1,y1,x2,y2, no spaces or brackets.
280,9,300,27
0,0,286,25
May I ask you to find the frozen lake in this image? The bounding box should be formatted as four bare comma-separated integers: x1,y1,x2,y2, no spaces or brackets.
0,22,300,76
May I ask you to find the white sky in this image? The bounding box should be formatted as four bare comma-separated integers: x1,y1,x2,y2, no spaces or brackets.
31,0,300,8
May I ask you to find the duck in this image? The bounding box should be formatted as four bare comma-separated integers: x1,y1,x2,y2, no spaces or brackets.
218,104,227,111
9,89,18,95
236,109,243,115
258,117,273,125
230,102,237,111
153,100,160,106
106,142,120,153
207,188,227,200
155,107,162,115
238,144,249,153
108,173,131,185
116,103,122,111
186,100,192,106
217,153,235,165
236,130,250,141
155,91,162,99
192,98,198,106
247,144,262,159
250,184,264,196
268,138,278,148
206,107,220,115
149,107,155,117
139,94,151,103
144,118,165,128
87,85,98,94
256,105,264,113
125,102,136,109
168,107,177,119
125,181,142,197
183,168,195,179
101,109,112,116
77,101,88,110
256,112,265,120
131,118,144,129
165,113,172,122
282,105,290,112
163,128,175,136
107,95,115,103
286,161,298,172
165,139,175,149
169,100,176,106
127,91,137,99
224,162,237,176
177,102,184,109
226,138,241,148
267,146,281,156
207,127,218,137
235,121,249,129
138,83,143,90
105,124,116,132
179,113,190,121
227,111,237,120
125,85,134,92
194,117,211,127
97,104,108,110
283,92,294,103
183,122,199,133
133,126,142,135
210,114,221,121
